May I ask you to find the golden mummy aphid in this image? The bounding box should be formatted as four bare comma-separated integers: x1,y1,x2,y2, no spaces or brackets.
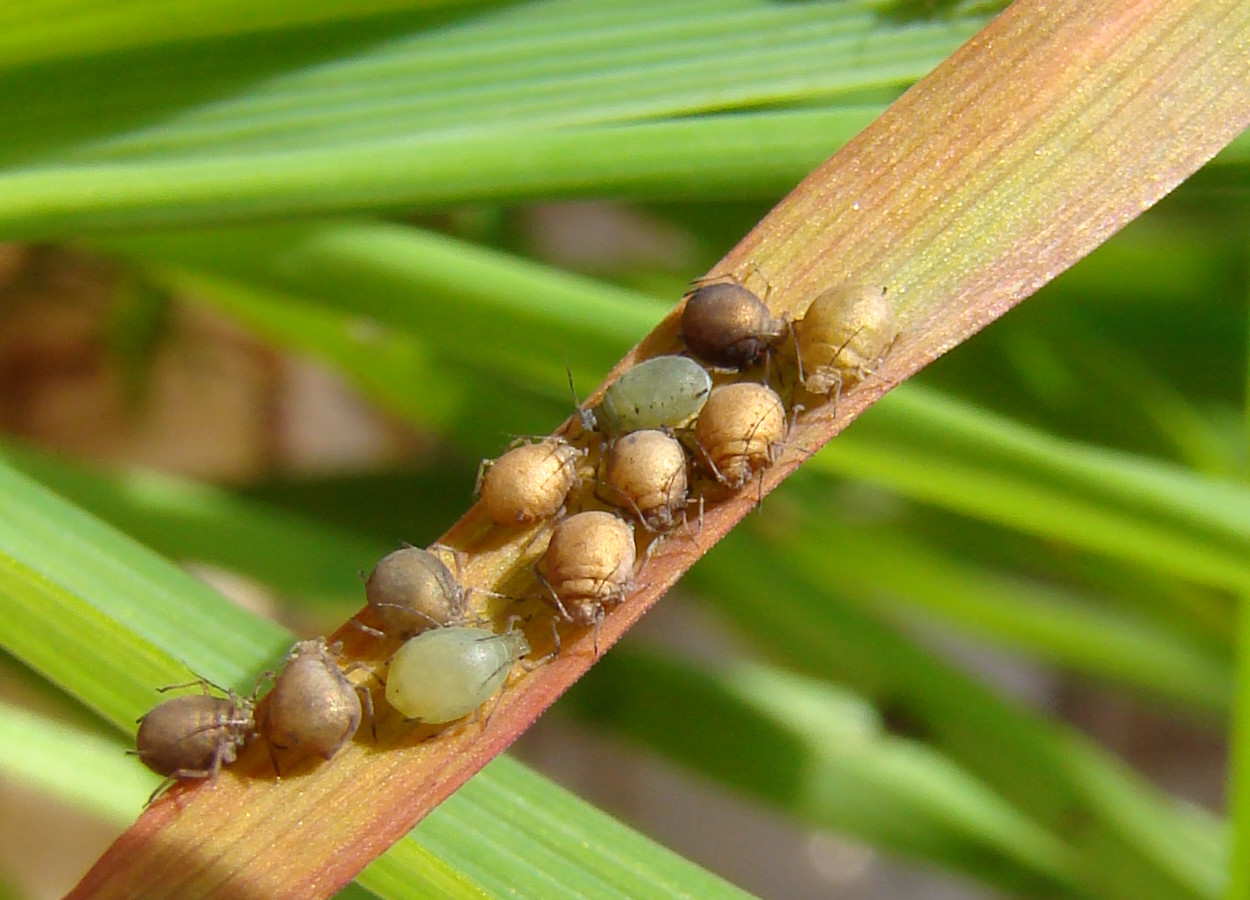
793,283,898,396
537,510,636,626
600,429,690,531
694,382,786,490
478,437,584,526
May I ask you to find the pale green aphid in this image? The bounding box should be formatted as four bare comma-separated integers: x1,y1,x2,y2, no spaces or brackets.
385,626,530,724
583,355,713,437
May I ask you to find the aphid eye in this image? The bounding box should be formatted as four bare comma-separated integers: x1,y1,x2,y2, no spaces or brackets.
793,283,898,397
384,625,530,725
680,282,786,371
363,545,466,638
478,438,584,526
590,355,712,437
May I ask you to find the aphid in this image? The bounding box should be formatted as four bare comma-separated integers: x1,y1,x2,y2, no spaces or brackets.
478,437,584,526
363,545,467,638
680,281,786,370
133,680,256,802
536,510,636,627
599,429,690,531
581,355,712,437
384,625,530,724
693,382,786,489
793,283,898,396
261,639,365,766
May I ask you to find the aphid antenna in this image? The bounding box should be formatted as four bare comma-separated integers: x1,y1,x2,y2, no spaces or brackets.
347,616,387,640
369,600,461,634
565,358,598,433
157,674,231,697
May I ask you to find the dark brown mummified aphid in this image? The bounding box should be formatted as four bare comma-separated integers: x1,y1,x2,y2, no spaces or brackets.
132,680,256,803
693,382,786,490
680,281,786,371
261,639,367,768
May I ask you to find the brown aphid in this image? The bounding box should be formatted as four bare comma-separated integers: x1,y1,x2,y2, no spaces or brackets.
599,429,689,531
537,510,636,627
363,545,467,638
694,382,786,489
680,281,786,370
793,283,898,396
261,639,365,767
133,681,256,803
478,437,584,526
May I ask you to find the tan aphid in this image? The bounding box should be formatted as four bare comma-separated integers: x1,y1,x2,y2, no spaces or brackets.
478,437,584,526
262,639,364,765
364,545,466,638
794,283,898,396
133,681,256,803
537,510,636,626
694,382,786,489
600,429,689,531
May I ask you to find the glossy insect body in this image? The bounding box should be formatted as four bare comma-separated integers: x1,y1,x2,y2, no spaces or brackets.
134,686,255,799
538,510,636,625
680,282,785,370
262,639,362,762
365,546,465,638
793,284,898,395
600,429,689,530
479,438,584,526
585,355,712,437
385,626,530,724
694,383,786,489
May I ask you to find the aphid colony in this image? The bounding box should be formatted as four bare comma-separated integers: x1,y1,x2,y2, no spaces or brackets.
133,275,897,800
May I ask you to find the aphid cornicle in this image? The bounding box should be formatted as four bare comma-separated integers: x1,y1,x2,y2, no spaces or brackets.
599,429,690,531
582,355,712,437
680,282,786,370
478,437,584,526
694,382,787,490
262,639,363,765
537,510,636,626
793,283,898,396
384,625,530,724
363,545,466,638
133,682,256,802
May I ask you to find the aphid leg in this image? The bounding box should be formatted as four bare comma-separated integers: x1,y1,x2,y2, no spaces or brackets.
533,568,574,623
347,616,387,639
356,683,377,742
473,457,493,499
267,739,284,779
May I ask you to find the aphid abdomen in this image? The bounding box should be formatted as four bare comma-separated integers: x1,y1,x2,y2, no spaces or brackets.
385,626,530,724
592,355,712,436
